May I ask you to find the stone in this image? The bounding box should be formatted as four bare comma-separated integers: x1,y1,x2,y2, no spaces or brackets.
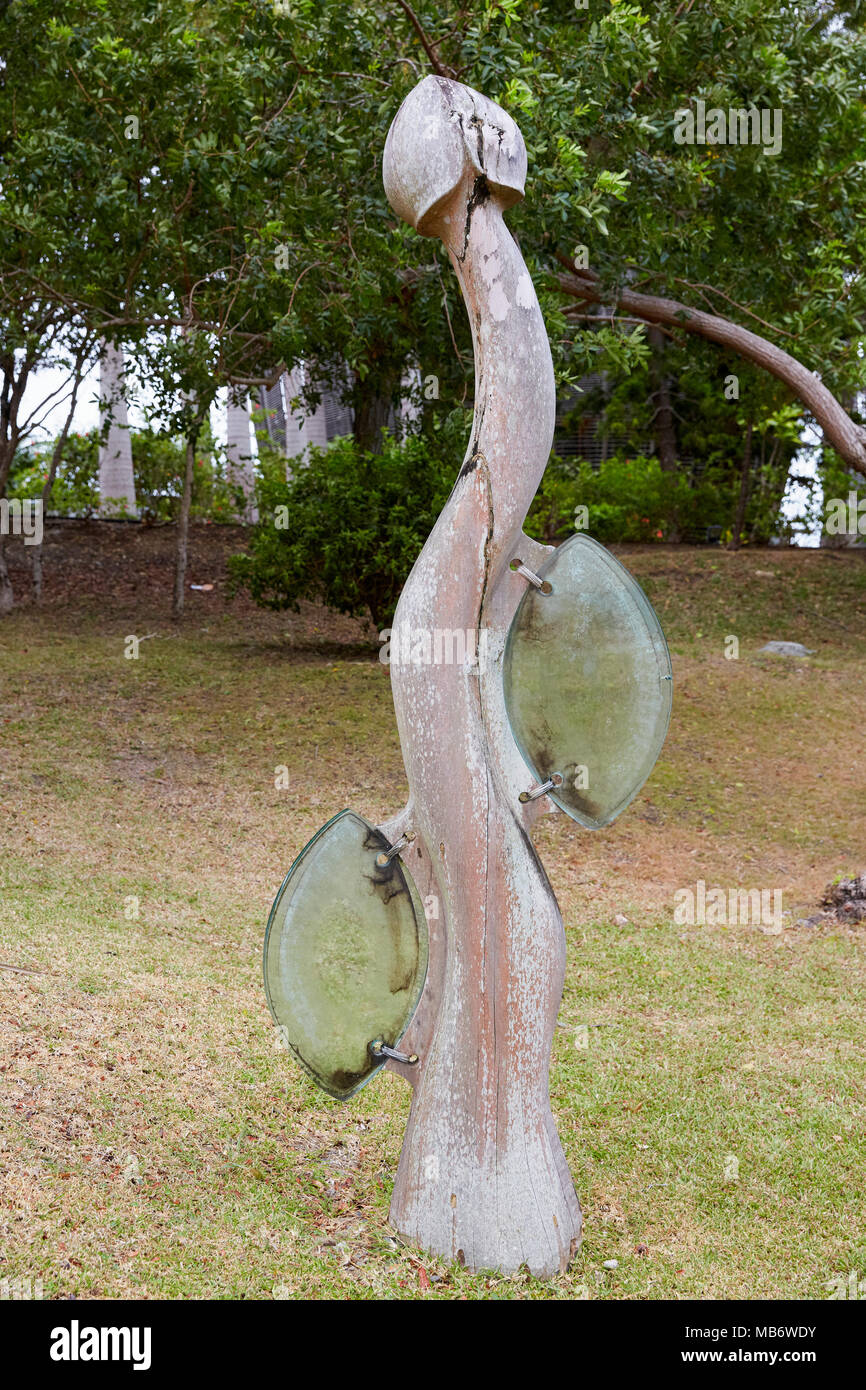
758,641,815,657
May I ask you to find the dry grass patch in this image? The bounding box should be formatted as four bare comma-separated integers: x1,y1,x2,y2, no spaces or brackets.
1,530,865,1298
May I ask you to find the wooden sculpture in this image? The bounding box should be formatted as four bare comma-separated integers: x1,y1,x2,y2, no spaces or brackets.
378,76,582,1276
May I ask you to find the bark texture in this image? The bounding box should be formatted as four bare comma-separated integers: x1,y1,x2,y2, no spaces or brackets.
172,431,196,619
98,341,138,518
380,76,581,1277
0,535,12,616
648,325,678,472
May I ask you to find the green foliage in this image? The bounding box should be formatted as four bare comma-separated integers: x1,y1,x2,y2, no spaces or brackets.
127,429,186,523
8,432,99,516
3,0,866,551
8,425,244,523
559,346,813,541
131,426,243,524
526,454,737,545
817,450,866,538
229,417,468,627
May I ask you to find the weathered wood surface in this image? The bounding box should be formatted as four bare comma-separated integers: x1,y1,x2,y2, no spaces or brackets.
379,76,582,1276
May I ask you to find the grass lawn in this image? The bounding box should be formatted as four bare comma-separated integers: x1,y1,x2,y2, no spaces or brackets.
1,524,865,1300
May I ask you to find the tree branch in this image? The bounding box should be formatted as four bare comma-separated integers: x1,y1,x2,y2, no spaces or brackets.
393,0,452,77
555,261,866,477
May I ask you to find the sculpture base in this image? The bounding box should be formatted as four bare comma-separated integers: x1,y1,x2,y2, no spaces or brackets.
390,1118,582,1278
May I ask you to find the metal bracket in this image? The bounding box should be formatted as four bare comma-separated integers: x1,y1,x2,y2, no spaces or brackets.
375,831,416,867
519,772,563,804
369,1038,419,1065
510,557,552,594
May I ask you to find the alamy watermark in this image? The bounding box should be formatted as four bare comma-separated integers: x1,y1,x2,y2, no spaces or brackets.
1,1275,43,1299
824,1270,866,1299
379,626,489,668
674,100,782,158
825,491,866,537
50,1322,152,1371
0,497,43,546
674,879,783,932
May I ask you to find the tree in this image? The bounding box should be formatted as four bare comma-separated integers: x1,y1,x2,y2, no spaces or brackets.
253,0,866,491
0,294,97,611
97,340,138,517
557,262,866,476
1,0,325,613
0,1,141,610
13,0,865,529
30,335,93,599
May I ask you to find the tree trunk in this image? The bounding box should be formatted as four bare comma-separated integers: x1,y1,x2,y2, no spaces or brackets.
352,381,393,454
31,530,43,603
172,430,197,619
0,534,13,616
98,340,138,517
380,76,581,1277
558,264,866,478
752,437,786,544
729,416,754,550
648,326,678,472
0,361,29,616
32,361,86,602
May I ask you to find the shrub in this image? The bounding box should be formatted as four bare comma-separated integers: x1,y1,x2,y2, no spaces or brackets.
131,426,242,524
228,419,464,628
526,454,736,543
8,431,99,515
129,429,186,522
231,432,751,632
8,425,245,523
817,450,865,540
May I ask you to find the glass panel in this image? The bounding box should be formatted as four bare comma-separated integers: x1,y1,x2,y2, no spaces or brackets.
263,810,428,1100
504,534,672,829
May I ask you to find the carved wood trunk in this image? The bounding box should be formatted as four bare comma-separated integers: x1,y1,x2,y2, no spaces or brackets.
379,77,582,1276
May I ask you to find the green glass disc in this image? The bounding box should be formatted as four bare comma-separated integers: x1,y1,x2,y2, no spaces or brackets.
504,534,672,829
263,810,428,1099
